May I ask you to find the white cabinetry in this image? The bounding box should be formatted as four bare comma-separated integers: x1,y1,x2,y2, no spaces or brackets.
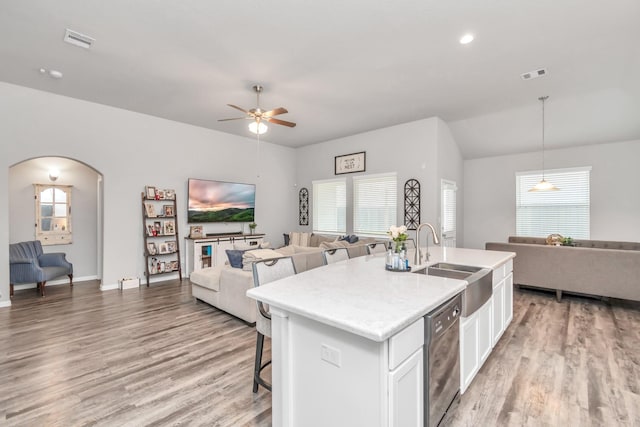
492,279,505,345
184,234,264,277
389,348,423,427
491,259,514,346
271,312,424,427
460,258,514,394
460,298,492,394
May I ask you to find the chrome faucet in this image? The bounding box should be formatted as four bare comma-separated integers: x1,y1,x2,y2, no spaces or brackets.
415,223,440,265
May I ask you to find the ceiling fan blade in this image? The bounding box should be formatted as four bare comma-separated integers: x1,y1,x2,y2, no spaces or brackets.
227,104,249,114
218,117,250,122
267,117,297,128
263,107,288,117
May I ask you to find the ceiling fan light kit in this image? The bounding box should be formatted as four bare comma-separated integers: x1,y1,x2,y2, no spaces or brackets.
219,84,296,134
529,95,559,192
249,121,268,135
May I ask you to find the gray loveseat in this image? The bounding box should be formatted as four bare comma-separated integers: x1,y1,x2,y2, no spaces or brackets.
486,236,640,302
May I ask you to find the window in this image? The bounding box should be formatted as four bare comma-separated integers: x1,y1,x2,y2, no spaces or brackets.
516,167,591,239
353,173,397,236
312,178,346,234
34,184,73,245
441,179,457,247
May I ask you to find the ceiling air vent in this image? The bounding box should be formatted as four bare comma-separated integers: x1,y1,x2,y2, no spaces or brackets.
63,29,95,49
521,68,547,80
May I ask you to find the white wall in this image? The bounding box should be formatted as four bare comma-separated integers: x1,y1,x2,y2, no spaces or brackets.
295,117,465,245
436,118,464,246
9,157,99,280
0,82,297,304
464,139,640,249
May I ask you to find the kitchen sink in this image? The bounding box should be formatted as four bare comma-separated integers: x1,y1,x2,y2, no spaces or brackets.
413,262,492,317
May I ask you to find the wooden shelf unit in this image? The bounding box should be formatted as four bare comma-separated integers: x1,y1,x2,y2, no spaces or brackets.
141,189,182,286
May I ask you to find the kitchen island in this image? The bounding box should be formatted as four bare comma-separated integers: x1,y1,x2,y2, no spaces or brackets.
247,247,514,427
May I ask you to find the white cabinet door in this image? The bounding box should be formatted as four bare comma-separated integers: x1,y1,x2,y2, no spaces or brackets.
492,279,505,346
460,314,478,394
504,273,514,326
389,348,423,427
478,299,492,364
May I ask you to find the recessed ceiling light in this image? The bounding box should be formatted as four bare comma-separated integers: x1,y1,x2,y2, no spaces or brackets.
460,33,474,44
39,68,63,79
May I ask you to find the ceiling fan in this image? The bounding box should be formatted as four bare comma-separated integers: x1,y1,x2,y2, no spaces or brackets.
219,84,296,134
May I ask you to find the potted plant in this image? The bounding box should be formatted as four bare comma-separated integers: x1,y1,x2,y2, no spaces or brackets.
248,222,257,234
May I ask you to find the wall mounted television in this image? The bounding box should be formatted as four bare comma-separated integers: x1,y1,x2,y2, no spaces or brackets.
187,178,255,223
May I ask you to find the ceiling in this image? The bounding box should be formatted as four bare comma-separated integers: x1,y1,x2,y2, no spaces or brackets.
1,0,639,158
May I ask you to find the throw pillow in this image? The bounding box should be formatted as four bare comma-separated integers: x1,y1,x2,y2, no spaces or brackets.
289,232,311,247
225,249,247,268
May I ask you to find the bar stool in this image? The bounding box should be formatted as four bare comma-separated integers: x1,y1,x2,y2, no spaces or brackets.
251,256,297,393
321,247,350,265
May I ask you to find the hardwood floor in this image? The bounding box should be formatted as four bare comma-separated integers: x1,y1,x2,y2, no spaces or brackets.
0,280,271,426
444,287,640,427
1,281,638,426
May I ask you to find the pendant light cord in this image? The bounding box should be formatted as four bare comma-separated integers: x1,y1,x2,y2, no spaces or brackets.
539,95,549,180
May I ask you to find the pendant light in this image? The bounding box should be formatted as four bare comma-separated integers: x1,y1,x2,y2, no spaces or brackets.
529,95,559,192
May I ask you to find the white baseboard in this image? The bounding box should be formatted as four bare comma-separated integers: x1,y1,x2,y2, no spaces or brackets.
0,300,11,308
100,282,120,291
100,273,179,291
13,275,99,291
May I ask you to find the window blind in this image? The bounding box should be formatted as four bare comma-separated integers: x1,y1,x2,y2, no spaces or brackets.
516,167,591,239
441,180,457,247
353,173,397,236
312,178,346,234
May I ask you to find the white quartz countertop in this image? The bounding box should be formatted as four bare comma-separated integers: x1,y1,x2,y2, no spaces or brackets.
247,247,515,342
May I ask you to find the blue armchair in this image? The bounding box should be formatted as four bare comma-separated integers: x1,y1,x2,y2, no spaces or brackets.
9,240,73,297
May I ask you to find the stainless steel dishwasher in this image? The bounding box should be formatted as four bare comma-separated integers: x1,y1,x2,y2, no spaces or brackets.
424,293,462,427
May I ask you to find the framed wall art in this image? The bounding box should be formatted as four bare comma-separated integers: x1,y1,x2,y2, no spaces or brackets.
335,151,366,175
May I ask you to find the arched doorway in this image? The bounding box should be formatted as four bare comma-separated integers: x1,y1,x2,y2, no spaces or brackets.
9,156,103,291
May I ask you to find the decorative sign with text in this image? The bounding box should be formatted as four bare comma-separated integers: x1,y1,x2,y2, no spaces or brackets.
335,151,366,175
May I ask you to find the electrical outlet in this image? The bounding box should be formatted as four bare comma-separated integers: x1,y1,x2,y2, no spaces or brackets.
320,344,341,367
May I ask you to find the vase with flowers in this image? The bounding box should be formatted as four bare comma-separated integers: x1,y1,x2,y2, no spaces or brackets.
386,225,410,271
388,225,409,253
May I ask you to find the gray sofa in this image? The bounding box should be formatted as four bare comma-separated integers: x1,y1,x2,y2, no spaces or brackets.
486,236,640,302
287,232,379,258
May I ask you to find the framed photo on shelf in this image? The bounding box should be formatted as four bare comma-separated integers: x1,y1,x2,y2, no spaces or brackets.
166,241,176,253
145,186,156,199
150,257,159,274
154,221,162,235
144,203,157,218
158,242,169,254
163,205,174,217
146,225,155,236
189,225,203,238
169,260,178,271
158,261,166,273
163,220,175,235
157,189,166,200
165,189,175,200
335,151,366,175
147,242,157,255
